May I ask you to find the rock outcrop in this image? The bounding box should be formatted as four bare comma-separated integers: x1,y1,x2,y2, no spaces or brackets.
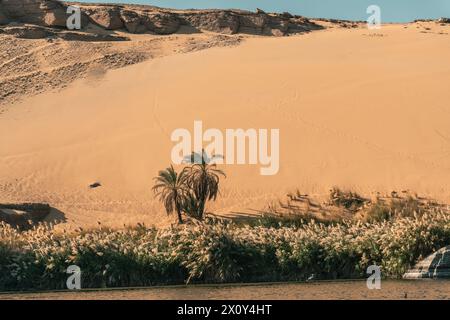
120,9,145,33
180,10,316,36
0,7,9,25
144,12,180,34
1,0,67,27
84,6,123,30
0,203,51,230
181,11,240,35
0,0,323,36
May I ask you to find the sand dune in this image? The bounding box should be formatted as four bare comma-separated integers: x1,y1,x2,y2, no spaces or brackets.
1,22,450,228
0,30,241,108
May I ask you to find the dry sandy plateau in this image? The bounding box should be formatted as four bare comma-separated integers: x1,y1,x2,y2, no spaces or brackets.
1,2,450,229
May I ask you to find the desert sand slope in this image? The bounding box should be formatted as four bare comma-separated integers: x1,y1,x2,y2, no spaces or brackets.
1,23,450,228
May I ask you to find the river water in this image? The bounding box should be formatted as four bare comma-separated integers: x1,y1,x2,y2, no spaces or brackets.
0,280,448,300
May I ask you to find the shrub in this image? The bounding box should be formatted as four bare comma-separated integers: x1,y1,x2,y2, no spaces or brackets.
329,187,367,211
364,202,391,222
364,196,427,222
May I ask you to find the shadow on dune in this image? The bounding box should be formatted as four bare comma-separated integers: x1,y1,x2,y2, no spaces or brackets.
44,207,67,225
0,24,131,41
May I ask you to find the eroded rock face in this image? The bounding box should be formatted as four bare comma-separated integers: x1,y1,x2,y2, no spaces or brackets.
120,9,141,33
1,0,67,27
182,9,295,36
182,11,240,34
239,13,268,34
142,12,180,34
119,10,181,34
266,15,290,36
0,9,9,25
0,1,322,36
85,6,123,30
43,8,66,27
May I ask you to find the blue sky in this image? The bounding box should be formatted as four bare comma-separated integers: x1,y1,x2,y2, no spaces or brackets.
71,0,450,22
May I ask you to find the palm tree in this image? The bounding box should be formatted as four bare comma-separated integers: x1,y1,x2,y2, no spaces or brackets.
152,165,187,224
182,150,226,220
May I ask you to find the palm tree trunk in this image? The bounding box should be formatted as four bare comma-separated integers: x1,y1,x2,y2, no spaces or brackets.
198,198,205,220
175,200,183,224
176,207,183,224
198,175,207,220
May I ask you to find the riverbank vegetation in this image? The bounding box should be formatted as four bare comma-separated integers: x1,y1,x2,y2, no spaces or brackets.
0,206,448,291
1,159,449,291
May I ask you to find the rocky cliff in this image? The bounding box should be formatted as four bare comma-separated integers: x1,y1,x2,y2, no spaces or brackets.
0,0,67,27
0,0,322,36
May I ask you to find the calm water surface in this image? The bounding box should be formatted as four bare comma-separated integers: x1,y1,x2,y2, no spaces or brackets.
1,280,449,300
